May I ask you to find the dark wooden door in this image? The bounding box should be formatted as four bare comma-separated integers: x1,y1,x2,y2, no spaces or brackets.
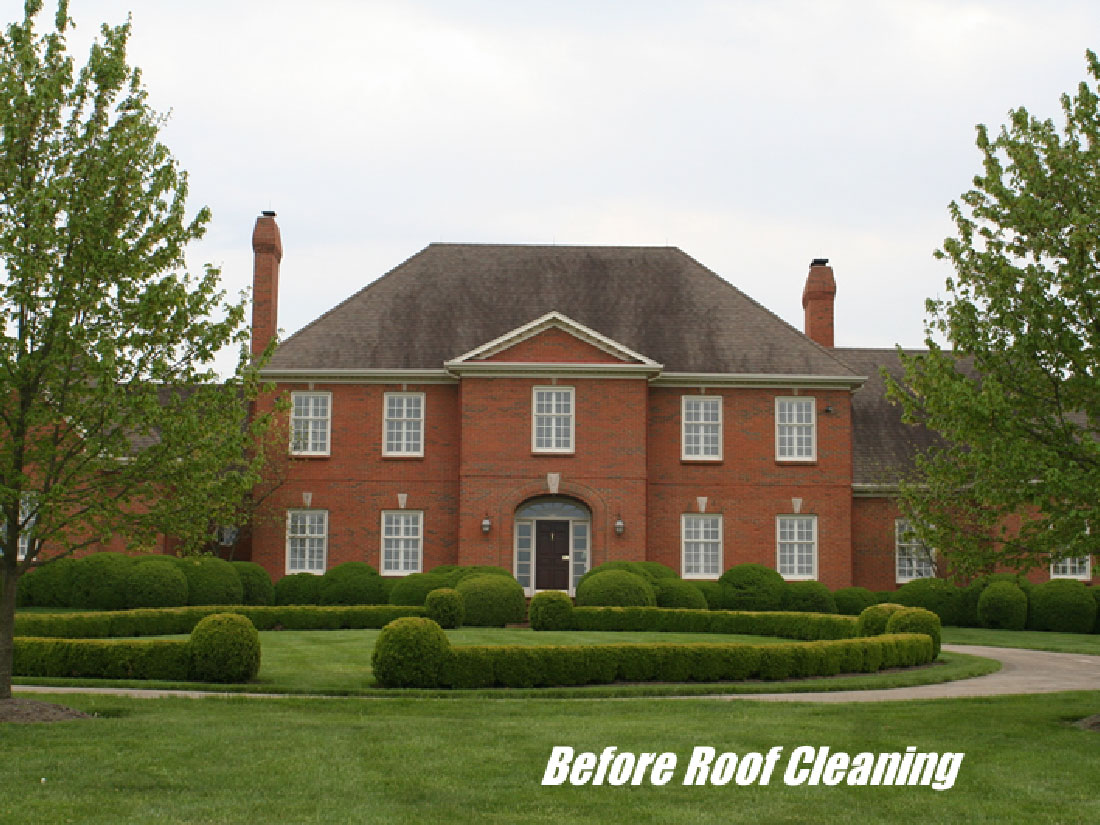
535,520,570,591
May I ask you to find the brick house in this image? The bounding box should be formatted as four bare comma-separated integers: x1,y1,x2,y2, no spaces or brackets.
246,212,1096,592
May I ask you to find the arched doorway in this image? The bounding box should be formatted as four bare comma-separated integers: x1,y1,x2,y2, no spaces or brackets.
514,496,591,595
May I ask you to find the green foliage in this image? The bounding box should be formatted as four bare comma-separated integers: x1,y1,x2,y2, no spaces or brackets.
424,588,464,629
687,580,732,610
885,606,942,658
780,581,837,614
388,572,450,606
431,565,512,588
69,553,135,610
655,578,709,610
1092,587,1100,634
577,561,677,590
857,603,907,637
977,581,1028,631
124,558,188,608
888,51,1100,578
1027,579,1097,633
371,617,452,688
231,562,274,606
833,586,878,616
718,564,785,611
319,562,387,606
959,573,1032,627
575,570,656,607
16,556,76,607
893,578,964,626
188,613,261,683
274,572,323,605
568,607,859,640
528,591,574,631
455,575,527,627
13,636,191,680
175,556,243,606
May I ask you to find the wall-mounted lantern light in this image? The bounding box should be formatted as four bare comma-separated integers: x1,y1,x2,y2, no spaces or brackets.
481,516,492,535
614,516,625,536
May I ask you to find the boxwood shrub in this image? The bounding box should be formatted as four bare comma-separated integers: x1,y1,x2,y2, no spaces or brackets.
655,579,708,610
388,572,450,606
833,586,878,616
977,581,1028,631
175,556,244,606
432,565,513,588
232,562,275,606
17,556,77,607
529,590,574,631
69,553,135,610
455,575,527,626
718,563,785,611
320,562,387,605
188,613,261,683
687,580,730,610
14,636,192,680
274,571,323,605
1027,579,1097,633
125,559,189,608
424,588,464,629
372,617,452,687
958,574,1032,627
893,578,963,626
569,607,858,639
1091,587,1100,634
885,606,942,658
577,561,677,590
781,581,837,614
576,570,656,607
857,603,907,636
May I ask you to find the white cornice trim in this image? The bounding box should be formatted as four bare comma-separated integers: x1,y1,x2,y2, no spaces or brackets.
445,361,662,379
852,483,901,497
446,311,661,367
259,368,457,384
652,372,867,390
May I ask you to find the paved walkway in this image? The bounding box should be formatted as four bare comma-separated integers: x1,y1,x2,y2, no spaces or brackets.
12,645,1100,703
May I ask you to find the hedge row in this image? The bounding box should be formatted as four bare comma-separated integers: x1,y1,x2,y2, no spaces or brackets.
567,606,859,640
14,604,424,638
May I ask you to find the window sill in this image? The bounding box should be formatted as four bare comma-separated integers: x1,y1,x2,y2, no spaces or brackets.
680,458,723,465
775,459,817,467
531,451,575,457
381,454,425,460
289,452,331,459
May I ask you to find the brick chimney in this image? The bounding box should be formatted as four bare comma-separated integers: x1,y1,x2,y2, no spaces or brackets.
251,210,282,355
802,258,836,348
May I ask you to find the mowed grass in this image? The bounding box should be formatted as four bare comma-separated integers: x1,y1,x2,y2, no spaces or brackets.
3,690,1099,825
942,627,1100,656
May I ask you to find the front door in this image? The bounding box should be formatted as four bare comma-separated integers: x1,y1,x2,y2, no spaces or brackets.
535,520,570,591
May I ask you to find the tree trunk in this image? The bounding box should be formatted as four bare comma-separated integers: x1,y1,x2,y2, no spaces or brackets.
0,565,17,700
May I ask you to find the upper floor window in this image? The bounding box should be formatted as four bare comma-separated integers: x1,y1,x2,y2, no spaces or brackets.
14,495,34,561
775,397,815,461
382,510,423,575
532,387,574,453
286,509,327,574
1051,555,1091,580
896,519,935,583
682,514,722,578
777,515,816,579
682,396,722,460
290,392,331,455
384,393,424,456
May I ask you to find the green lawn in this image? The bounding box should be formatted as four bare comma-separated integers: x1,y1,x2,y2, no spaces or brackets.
942,627,1100,656
3,690,1099,825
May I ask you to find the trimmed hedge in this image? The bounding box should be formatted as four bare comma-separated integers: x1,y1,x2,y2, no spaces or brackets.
431,565,513,588
977,581,1028,631
687,580,731,610
69,553,135,610
885,606,942,658
14,636,192,680
274,572,323,605
424,588,464,629
569,607,858,640
175,556,244,606
455,575,527,626
232,562,275,606
125,559,189,608
833,586,878,616
17,556,77,607
529,591,574,631
1092,587,1100,634
781,581,837,614
655,579,709,610
893,578,963,626
718,564,785,611
857,603,907,637
1027,579,1097,633
189,613,261,683
388,572,450,606
577,561,677,590
320,562,387,606
371,616,452,688
959,574,1033,627
576,570,656,607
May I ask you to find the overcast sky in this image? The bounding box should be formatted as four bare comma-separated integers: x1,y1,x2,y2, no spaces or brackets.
57,0,1100,374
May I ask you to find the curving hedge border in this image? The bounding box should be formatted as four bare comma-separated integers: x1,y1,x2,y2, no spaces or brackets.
14,604,424,638
568,606,859,640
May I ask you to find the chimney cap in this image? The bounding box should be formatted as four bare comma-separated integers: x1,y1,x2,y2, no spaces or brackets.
261,210,277,217
810,258,829,267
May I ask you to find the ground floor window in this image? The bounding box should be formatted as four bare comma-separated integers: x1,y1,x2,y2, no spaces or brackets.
895,519,935,582
382,510,423,575
1051,555,1091,580
286,510,327,573
681,514,722,578
777,515,816,579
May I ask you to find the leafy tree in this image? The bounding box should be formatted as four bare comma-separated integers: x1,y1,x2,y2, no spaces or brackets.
888,50,1100,579
0,1,272,698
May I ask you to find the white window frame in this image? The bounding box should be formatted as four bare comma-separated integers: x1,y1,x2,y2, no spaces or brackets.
895,519,936,583
775,397,816,462
1051,555,1091,580
532,386,575,454
15,495,34,561
381,510,423,576
285,509,328,574
383,392,425,457
289,391,332,456
681,395,722,461
681,514,723,579
777,515,817,580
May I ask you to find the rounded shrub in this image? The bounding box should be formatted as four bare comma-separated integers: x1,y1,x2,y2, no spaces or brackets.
977,581,1028,630
687,580,731,610
718,563,785,611
18,556,77,607
780,581,837,613
69,553,135,610
274,571,323,605
857,602,907,636
189,612,261,683
893,578,964,626
176,556,244,605
232,562,275,606
388,572,450,606
833,586,878,616
319,562,387,605
577,561,677,590
371,617,451,688
124,559,189,608
575,570,656,607
1027,579,1097,633
885,606,942,658
455,575,527,626
529,590,574,630
959,574,1033,627
1091,587,1100,634
655,578,708,610
424,588,464,629
434,565,512,588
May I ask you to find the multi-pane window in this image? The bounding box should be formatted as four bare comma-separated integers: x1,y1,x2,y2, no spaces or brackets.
777,515,816,579
776,397,815,461
533,387,574,452
290,392,331,455
286,510,327,574
896,519,935,582
14,495,34,561
383,393,424,456
682,396,722,460
1051,555,1091,580
682,514,723,578
572,522,590,591
382,511,423,575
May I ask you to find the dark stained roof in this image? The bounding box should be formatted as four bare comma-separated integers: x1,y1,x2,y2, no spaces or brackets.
268,244,859,377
